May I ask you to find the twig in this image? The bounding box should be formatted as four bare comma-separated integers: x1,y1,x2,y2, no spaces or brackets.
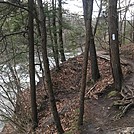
122,102,134,116
86,83,97,96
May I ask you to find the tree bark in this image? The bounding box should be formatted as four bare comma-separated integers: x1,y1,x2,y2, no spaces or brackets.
118,0,122,45
78,0,99,126
28,0,38,130
36,0,64,133
93,0,102,36
58,0,66,62
108,0,122,91
90,29,100,82
84,0,100,82
52,0,60,70
48,12,59,68
133,14,134,43
123,9,126,44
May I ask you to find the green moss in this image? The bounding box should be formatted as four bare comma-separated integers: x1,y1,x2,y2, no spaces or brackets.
107,90,118,98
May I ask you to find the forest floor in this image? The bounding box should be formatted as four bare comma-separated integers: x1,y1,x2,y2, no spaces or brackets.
34,43,134,134
82,43,134,134
2,43,134,134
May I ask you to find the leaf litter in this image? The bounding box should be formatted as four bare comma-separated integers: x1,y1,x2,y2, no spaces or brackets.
2,44,134,133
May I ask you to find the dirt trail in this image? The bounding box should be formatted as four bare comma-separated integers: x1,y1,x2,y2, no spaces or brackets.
99,51,134,87
97,51,134,88
82,51,134,134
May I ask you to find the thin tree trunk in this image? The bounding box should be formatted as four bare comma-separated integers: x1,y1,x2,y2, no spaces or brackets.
108,0,122,91
123,16,126,44
94,0,102,36
36,0,64,133
90,0,101,82
118,0,122,45
58,0,66,62
52,0,60,70
78,19,90,127
48,13,58,68
28,0,38,130
90,29,100,82
133,13,134,42
78,0,95,126
120,0,131,44
36,46,48,95
7,63,22,113
86,0,100,82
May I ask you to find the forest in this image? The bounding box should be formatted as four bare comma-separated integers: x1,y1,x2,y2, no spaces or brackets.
0,0,134,133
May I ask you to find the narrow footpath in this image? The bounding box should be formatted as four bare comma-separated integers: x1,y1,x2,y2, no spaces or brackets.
82,51,134,134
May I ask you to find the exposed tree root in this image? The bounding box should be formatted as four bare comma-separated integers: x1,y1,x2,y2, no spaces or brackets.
113,85,134,119
96,51,134,119
114,101,134,119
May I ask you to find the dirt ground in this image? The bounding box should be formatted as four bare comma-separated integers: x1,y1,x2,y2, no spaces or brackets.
83,90,134,134
82,43,134,134
35,43,134,134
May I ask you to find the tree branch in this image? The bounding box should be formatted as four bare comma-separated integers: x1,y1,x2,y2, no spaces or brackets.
0,31,26,42
0,1,29,12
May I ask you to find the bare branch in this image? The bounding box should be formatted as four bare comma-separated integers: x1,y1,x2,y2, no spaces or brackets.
0,1,28,12
0,51,28,64
0,31,26,42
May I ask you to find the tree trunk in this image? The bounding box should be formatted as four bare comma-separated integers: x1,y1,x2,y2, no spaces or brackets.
78,0,96,126
36,0,64,133
93,0,102,36
92,0,103,81
84,0,100,82
28,0,38,130
52,0,60,70
133,14,134,43
48,13,58,68
118,0,122,45
123,15,126,44
58,0,66,62
108,0,122,91
90,29,100,82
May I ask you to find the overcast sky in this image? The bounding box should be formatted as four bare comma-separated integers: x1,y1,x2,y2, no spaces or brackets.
63,0,100,17
63,0,83,14
63,0,134,19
